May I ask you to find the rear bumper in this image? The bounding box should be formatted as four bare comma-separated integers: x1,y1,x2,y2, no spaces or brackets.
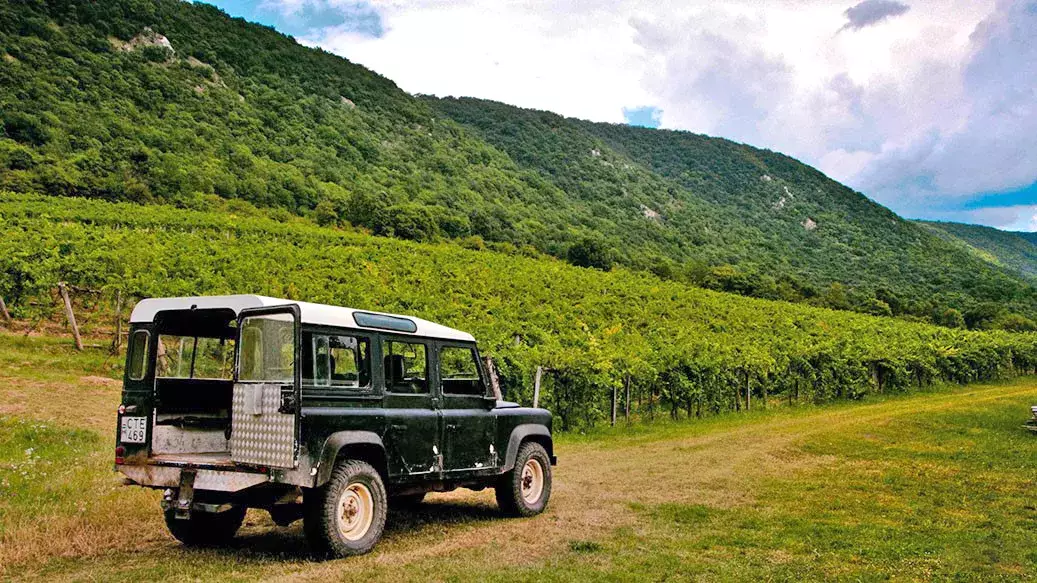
117,463,270,492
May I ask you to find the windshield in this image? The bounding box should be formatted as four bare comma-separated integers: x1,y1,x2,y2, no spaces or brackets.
238,312,295,382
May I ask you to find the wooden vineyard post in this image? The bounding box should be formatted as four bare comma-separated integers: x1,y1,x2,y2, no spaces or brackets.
483,356,503,401
110,290,123,354
624,374,631,422
745,371,751,412
58,283,83,351
0,296,10,323
533,366,543,408
611,385,617,426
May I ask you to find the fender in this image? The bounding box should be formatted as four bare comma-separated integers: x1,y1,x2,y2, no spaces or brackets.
314,430,387,487
502,424,555,472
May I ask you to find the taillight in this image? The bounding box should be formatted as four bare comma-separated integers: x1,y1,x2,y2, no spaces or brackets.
115,445,126,465
117,404,126,415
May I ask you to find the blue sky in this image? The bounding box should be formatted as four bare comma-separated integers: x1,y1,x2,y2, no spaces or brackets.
200,0,1037,231
199,1,382,39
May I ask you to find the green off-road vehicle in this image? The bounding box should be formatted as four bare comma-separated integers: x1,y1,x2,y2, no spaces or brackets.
115,295,555,557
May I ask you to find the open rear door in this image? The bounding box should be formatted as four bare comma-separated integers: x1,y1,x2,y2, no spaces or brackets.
230,305,301,468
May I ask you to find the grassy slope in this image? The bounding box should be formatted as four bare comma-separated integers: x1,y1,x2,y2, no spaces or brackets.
920,220,1037,279
2,333,1035,581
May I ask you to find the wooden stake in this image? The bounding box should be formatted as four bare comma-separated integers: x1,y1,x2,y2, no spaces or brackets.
624,374,631,422
533,366,543,408
0,296,10,322
611,385,617,426
745,371,751,412
110,290,123,354
58,283,83,351
483,356,503,401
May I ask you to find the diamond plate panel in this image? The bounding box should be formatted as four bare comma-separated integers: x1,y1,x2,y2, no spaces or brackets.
230,383,296,468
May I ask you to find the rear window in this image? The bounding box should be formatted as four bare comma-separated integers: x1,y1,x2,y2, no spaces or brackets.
156,335,234,379
127,330,149,381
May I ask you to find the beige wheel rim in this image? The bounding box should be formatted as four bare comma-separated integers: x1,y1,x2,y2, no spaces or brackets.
336,482,374,541
520,458,545,504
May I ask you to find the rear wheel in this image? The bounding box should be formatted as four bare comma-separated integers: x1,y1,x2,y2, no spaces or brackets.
496,442,552,517
164,505,246,546
304,459,387,558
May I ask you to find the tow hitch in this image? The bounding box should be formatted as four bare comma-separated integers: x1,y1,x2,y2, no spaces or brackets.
164,469,197,520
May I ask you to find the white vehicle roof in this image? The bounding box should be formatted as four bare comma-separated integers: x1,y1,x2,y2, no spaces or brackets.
129,295,475,342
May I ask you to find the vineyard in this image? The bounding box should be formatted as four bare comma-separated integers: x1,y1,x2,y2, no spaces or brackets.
2,193,1037,429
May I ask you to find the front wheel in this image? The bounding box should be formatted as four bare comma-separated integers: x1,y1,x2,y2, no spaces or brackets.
164,505,246,547
496,441,552,517
304,459,387,558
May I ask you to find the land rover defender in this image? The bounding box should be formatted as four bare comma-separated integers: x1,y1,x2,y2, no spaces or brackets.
114,295,555,557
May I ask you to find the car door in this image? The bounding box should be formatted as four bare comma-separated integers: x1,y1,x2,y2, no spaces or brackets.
438,343,497,472
381,337,441,477
231,305,301,468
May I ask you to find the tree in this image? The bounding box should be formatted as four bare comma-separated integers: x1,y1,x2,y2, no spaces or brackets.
314,199,338,227
567,237,614,270
937,308,965,329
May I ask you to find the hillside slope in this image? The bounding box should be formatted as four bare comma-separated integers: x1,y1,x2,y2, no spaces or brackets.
427,97,1037,322
919,220,1037,279
1,0,1036,325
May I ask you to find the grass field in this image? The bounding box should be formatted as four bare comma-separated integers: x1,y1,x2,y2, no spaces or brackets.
1,332,1035,581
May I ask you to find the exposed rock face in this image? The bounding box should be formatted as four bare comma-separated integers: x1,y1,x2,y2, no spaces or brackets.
802,217,818,231
121,27,174,54
640,204,661,220
761,174,773,182
590,148,601,157
340,96,356,109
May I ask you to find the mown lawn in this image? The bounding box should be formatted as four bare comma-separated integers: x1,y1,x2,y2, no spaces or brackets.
1,333,1035,581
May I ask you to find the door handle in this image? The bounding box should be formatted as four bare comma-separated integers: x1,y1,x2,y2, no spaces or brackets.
390,424,407,431
446,423,458,431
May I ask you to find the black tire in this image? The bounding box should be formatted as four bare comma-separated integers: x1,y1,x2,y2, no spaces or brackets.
389,492,426,508
164,505,246,547
496,441,552,517
304,459,387,558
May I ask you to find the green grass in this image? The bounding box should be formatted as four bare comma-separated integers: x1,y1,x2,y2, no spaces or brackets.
1,334,1035,581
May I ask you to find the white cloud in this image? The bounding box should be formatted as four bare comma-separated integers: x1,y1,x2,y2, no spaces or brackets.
288,0,1034,223
929,204,1037,231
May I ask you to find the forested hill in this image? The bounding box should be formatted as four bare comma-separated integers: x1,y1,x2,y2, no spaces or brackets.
918,221,1037,280
426,97,1037,326
1,0,1035,329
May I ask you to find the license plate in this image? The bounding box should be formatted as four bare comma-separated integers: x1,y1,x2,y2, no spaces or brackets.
120,416,147,443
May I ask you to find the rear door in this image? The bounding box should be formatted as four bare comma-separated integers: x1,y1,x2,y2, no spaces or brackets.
438,343,497,472
381,336,441,477
230,305,300,468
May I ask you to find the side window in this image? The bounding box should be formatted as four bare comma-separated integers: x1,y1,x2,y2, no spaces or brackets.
304,333,370,390
440,346,485,396
382,340,428,394
127,330,149,381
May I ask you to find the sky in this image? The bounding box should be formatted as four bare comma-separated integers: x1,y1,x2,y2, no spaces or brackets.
201,0,1037,231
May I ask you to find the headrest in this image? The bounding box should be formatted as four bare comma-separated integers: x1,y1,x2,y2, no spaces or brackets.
384,354,405,384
